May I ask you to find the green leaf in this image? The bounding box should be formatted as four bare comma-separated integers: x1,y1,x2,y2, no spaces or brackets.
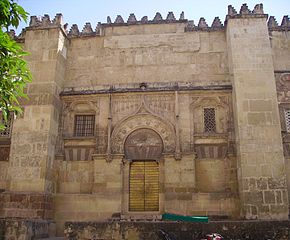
0,1,31,121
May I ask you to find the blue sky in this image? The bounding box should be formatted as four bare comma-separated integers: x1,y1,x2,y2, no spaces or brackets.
17,0,290,32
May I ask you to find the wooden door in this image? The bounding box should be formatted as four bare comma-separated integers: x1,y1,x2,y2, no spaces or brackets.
129,161,159,211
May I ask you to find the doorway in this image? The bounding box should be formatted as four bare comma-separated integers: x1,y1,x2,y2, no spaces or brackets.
124,128,163,213
129,160,159,211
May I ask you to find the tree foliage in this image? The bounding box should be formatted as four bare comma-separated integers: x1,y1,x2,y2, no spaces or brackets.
0,0,31,130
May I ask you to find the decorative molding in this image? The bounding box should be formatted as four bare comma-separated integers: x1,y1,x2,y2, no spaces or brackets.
111,112,175,154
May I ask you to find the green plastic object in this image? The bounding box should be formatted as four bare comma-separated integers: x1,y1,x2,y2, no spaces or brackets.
162,213,209,223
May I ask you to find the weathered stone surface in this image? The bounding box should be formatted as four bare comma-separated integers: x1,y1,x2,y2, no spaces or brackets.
0,219,56,240
0,3,289,237
64,221,290,240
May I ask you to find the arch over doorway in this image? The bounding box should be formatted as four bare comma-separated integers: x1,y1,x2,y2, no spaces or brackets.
111,113,175,154
124,128,163,160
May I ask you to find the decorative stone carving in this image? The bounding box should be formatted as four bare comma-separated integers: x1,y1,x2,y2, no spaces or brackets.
227,5,237,16
111,113,175,154
29,14,63,28
198,18,208,29
190,95,231,154
53,13,63,25
42,15,51,26
276,73,290,104
107,16,112,24
239,4,251,15
124,128,163,160
145,95,175,123
179,11,185,20
81,22,93,36
253,4,264,14
95,22,102,35
166,12,176,22
112,95,141,123
127,14,137,24
211,17,223,28
29,16,42,27
62,98,99,138
68,24,80,37
185,20,195,31
115,15,124,24
268,16,278,29
141,16,148,23
153,12,163,22
281,15,290,28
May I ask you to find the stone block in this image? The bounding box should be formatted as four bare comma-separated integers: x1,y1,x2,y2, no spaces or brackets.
263,191,276,204
257,178,268,190
244,191,263,205
247,112,266,125
177,193,192,201
249,100,272,112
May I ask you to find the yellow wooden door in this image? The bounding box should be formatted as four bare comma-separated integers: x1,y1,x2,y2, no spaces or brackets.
129,161,159,211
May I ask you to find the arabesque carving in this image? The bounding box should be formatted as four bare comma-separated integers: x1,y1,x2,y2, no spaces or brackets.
111,113,175,154
62,98,99,138
124,128,163,160
112,94,175,124
190,96,229,134
145,95,175,123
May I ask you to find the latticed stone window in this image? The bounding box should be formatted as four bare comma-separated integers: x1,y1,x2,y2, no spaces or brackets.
204,108,216,133
74,115,95,137
284,110,290,132
0,113,13,138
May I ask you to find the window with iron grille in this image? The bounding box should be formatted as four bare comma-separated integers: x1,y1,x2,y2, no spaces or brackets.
0,113,13,138
74,115,95,137
285,110,290,132
204,108,216,133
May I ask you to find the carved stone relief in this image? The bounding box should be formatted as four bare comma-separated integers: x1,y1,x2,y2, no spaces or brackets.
190,94,233,157
59,97,100,158
124,128,163,160
276,73,290,103
276,73,290,157
112,95,141,123
112,94,175,124
111,113,175,154
145,95,175,123
190,95,229,135
62,98,99,138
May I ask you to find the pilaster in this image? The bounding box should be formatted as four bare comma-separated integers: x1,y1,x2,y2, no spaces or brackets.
0,14,67,219
226,4,289,219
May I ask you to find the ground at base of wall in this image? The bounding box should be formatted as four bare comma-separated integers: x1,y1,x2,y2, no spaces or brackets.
64,220,290,240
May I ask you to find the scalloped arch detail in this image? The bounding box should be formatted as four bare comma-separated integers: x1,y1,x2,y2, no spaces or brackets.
111,113,175,154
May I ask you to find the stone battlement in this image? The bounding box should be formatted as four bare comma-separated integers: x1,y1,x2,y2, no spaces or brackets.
9,3,289,39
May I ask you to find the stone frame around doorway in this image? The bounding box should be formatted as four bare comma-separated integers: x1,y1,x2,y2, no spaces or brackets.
121,128,165,219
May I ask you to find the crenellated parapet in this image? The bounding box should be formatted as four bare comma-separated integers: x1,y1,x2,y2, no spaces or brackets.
226,3,266,19
9,4,289,39
29,13,64,28
185,17,224,32
66,11,188,38
268,15,290,31
226,3,290,32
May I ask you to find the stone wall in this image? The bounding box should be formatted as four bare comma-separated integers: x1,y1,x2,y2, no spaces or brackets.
64,220,290,240
271,31,290,71
0,219,55,240
64,26,229,88
226,7,289,219
0,162,8,191
1,3,289,237
275,72,290,210
0,192,53,219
